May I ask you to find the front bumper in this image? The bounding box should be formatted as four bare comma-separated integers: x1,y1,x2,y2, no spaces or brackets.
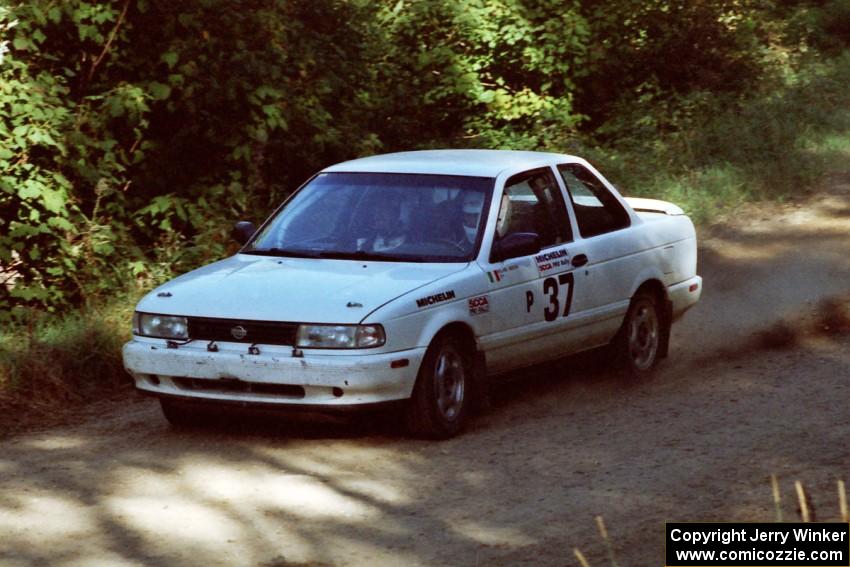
122,338,425,407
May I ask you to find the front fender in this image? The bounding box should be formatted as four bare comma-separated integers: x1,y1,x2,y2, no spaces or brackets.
363,264,487,351
371,297,482,352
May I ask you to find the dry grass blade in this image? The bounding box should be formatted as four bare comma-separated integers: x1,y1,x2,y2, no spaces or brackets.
795,481,810,522
573,548,592,567
771,474,783,522
595,516,621,567
839,480,848,523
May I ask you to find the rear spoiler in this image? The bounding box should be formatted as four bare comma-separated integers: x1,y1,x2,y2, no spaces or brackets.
623,197,684,216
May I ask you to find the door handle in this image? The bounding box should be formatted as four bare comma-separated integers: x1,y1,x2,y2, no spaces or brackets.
572,254,588,267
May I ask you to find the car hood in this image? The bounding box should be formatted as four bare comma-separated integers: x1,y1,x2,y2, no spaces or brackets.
136,254,468,323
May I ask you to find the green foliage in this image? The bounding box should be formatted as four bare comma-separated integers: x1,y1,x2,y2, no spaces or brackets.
0,1,151,312
575,0,770,127
778,0,850,54
374,0,587,148
2,0,850,318
121,0,382,203
585,52,850,221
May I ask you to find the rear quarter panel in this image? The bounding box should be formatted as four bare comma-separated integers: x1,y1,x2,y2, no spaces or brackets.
631,212,698,289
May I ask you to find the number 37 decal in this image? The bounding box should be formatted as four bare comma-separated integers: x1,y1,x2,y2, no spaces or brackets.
524,273,575,321
543,273,574,321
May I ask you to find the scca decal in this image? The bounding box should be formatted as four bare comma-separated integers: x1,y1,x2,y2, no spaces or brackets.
416,290,456,308
468,295,490,315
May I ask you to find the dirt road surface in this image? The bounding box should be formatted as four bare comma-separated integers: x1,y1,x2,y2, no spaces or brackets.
2,177,850,567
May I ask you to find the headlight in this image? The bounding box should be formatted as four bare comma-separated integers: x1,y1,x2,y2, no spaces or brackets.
295,324,385,349
133,312,189,339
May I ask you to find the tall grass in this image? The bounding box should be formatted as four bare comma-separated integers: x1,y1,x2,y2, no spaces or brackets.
574,478,850,566
0,297,136,434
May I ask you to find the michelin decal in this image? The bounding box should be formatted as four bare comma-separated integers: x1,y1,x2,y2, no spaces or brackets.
416,290,456,308
535,247,571,274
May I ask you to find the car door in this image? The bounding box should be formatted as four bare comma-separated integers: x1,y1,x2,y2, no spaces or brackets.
477,166,586,373
555,162,636,343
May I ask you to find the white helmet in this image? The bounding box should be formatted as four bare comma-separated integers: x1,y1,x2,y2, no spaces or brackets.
462,192,485,243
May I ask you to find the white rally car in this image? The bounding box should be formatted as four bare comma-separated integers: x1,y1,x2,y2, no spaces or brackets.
123,150,701,438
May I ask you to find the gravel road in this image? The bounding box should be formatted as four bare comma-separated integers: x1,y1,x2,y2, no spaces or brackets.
2,177,850,567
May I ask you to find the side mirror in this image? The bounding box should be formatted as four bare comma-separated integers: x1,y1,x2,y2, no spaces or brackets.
232,221,257,245
490,232,541,263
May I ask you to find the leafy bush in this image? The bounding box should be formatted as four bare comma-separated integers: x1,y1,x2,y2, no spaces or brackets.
584,52,850,220
2,0,850,319
0,0,382,314
0,2,151,311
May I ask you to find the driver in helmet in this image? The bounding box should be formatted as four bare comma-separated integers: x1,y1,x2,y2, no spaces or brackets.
361,192,408,252
461,191,485,245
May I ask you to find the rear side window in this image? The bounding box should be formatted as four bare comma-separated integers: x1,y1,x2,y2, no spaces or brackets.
558,164,630,237
496,167,572,248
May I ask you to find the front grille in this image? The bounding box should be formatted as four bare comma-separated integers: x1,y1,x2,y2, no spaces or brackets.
187,316,298,346
173,377,306,398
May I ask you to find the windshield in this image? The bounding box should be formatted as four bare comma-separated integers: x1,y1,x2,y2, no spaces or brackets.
245,172,495,262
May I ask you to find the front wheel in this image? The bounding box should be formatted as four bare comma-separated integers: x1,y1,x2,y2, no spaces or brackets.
613,292,662,377
405,334,472,439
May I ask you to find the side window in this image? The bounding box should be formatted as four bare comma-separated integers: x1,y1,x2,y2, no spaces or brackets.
558,164,630,237
496,168,572,248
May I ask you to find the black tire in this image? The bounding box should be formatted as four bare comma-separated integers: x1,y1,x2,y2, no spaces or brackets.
612,291,663,377
405,334,473,439
159,398,207,429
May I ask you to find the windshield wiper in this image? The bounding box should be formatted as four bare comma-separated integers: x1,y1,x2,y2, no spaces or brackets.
317,250,387,261
244,248,455,263
316,250,415,262
241,247,321,258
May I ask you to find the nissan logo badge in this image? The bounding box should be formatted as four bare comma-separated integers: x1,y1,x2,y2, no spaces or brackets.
230,325,247,340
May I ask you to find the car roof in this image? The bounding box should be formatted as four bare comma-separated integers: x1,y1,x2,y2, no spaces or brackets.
322,149,579,178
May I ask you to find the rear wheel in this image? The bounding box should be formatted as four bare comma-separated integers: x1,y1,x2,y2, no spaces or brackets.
405,334,472,439
613,292,662,376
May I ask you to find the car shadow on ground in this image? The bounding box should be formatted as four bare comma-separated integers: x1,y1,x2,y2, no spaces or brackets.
157,344,642,442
